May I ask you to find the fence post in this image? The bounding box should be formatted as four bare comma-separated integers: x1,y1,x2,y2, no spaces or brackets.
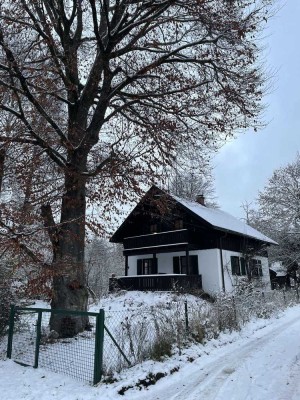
217,300,221,331
6,304,15,359
34,311,42,368
184,300,189,335
93,309,105,385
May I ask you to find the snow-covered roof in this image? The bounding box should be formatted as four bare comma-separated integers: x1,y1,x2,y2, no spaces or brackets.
270,262,286,275
172,195,277,245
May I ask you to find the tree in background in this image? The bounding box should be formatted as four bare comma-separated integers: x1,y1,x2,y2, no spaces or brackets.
246,153,300,280
85,237,123,300
0,0,274,334
165,144,218,207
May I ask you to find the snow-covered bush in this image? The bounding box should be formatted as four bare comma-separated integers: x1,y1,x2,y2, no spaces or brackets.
149,331,173,361
102,288,300,375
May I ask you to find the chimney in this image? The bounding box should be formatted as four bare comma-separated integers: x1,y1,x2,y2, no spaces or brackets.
196,194,205,206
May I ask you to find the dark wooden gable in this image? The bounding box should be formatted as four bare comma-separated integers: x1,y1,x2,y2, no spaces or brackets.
110,186,212,243
110,185,270,253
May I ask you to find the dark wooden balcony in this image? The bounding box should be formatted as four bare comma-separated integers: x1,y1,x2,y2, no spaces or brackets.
124,229,189,250
109,274,202,292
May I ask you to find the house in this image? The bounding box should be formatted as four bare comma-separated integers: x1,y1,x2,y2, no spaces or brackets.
269,262,291,290
110,186,277,293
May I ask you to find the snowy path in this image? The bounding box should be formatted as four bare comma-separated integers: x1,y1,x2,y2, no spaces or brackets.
132,308,300,400
1,305,300,400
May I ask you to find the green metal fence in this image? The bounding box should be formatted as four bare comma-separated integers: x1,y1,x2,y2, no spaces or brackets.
6,306,105,385
6,302,188,383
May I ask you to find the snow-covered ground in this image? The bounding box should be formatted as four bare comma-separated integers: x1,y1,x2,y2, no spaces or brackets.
1,301,300,400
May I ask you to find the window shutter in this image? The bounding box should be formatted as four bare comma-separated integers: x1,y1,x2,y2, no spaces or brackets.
180,256,187,274
152,258,158,274
173,257,180,274
249,259,255,276
240,257,246,275
250,259,258,277
190,255,199,275
258,260,263,276
137,259,142,275
231,256,240,275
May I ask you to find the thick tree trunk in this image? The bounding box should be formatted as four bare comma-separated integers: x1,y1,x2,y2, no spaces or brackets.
49,164,89,337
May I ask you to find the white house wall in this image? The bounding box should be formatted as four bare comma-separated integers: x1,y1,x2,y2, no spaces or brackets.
128,252,182,275
128,252,198,275
127,249,223,294
197,249,223,294
221,250,239,293
127,254,152,276
127,249,271,294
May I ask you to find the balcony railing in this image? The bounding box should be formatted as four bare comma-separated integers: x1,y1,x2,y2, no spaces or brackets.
124,229,189,250
109,274,202,292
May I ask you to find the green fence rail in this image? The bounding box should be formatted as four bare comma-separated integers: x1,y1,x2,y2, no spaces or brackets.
6,306,105,385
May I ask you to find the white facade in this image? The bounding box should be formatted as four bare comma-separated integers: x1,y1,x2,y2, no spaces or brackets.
127,249,270,294
197,249,222,293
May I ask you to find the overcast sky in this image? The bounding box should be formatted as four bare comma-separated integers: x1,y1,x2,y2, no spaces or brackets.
214,1,300,219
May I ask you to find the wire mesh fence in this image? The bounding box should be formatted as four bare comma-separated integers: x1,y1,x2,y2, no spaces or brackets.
103,302,188,375
5,287,300,384
99,288,300,376
7,307,103,384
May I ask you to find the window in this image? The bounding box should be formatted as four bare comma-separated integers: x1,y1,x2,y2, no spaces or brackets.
231,256,247,276
240,257,247,275
231,256,241,276
137,258,157,275
231,256,262,277
173,255,198,275
250,259,263,277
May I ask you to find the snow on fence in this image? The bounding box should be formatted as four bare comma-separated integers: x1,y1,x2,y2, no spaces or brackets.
5,288,300,384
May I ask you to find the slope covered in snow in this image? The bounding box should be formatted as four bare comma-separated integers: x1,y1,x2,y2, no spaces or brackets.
1,302,300,400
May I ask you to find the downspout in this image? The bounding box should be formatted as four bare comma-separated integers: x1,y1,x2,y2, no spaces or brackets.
219,233,227,292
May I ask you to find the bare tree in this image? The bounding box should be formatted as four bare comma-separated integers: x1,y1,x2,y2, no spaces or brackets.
166,144,218,206
85,237,123,300
0,0,274,334
245,153,300,281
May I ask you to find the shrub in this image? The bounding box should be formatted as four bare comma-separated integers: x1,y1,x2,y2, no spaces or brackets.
190,321,206,343
150,332,173,361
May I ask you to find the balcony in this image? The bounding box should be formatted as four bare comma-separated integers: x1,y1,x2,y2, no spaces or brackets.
124,229,189,251
109,274,202,292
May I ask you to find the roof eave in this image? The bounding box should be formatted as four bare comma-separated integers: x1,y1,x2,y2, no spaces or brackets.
213,225,278,245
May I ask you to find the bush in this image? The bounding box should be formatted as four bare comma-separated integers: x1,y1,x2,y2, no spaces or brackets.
190,321,206,343
150,332,173,361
